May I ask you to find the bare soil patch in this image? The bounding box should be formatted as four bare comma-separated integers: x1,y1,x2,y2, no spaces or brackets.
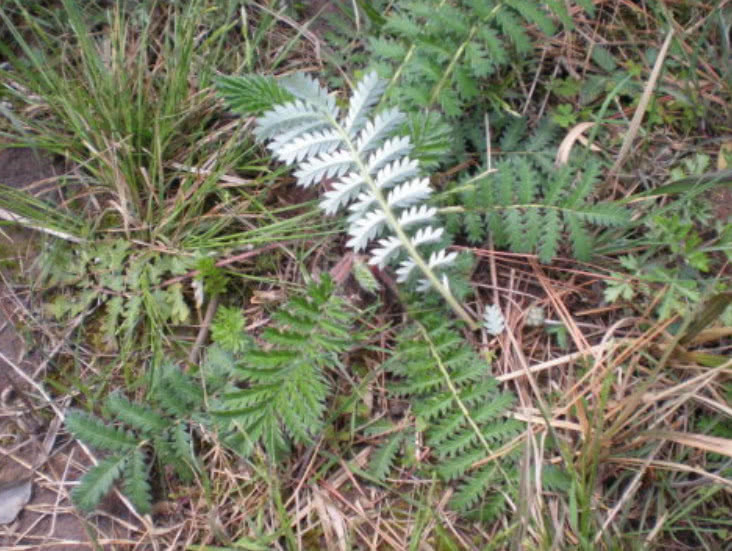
0,148,135,550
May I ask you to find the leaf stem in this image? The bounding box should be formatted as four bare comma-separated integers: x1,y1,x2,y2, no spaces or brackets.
416,320,512,484
327,113,479,330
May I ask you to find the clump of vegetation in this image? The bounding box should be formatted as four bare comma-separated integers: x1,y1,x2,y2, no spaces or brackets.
0,0,730,549
66,364,203,513
66,275,365,513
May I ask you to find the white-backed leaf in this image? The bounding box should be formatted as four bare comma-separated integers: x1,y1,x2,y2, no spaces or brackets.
387,177,432,208
374,156,419,190
268,118,332,153
398,205,437,228
428,249,457,270
368,136,414,173
346,191,378,224
412,225,444,246
417,273,451,293
251,71,456,299
320,172,366,214
369,226,444,269
356,108,406,154
271,129,342,165
294,149,354,188
346,210,387,251
483,304,505,336
255,100,327,141
279,73,338,116
395,259,417,282
369,236,403,268
344,72,385,137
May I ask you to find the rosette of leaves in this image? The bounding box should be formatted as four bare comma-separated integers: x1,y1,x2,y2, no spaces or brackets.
218,70,477,327
368,313,522,517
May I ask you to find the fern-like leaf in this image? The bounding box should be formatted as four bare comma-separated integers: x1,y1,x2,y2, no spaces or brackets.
505,0,556,35
450,122,629,262
72,455,127,512
352,257,381,293
371,314,521,513
66,363,212,515
155,364,204,417
214,74,294,116
153,426,197,484
221,71,476,327
170,422,199,478
369,0,573,122
212,275,360,459
122,449,152,514
66,410,138,452
368,430,406,481
106,393,169,435
539,208,562,262
450,465,506,514
344,71,386,136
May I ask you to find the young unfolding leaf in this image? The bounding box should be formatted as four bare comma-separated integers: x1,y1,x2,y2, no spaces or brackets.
483,304,505,336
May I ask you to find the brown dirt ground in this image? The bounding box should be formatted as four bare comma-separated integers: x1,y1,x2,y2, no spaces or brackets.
0,148,137,550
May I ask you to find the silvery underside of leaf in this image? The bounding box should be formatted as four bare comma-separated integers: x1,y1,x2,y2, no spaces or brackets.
483,304,506,336
255,71,459,295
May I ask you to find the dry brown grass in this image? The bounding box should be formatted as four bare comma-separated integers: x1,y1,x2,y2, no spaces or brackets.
1,0,731,549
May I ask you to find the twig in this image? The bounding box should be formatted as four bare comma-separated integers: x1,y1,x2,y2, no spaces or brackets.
187,294,219,367
610,29,674,174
